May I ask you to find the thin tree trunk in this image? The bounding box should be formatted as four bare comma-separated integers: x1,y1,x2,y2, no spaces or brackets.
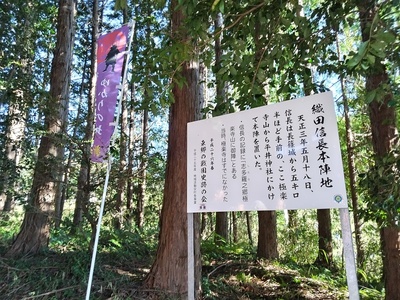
246,211,253,246
57,52,89,228
126,85,136,221
6,0,75,257
232,212,238,243
114,91,128,229
315,209,333,268
126,7,139,223
136,6,151,229
213,12,229,244
136,108,148,229
72,0,98,232
1,104,26,212
0,5,34,212
113,8,130,230
253,10,278,259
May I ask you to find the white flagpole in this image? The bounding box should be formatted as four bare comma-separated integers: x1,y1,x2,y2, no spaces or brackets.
85,155,112,300
85,21,135,300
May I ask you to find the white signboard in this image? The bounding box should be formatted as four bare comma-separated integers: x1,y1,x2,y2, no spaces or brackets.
187,92,348,213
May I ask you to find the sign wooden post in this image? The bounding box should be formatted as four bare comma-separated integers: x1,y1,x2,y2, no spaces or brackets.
340,208,359,299
187,213,195,300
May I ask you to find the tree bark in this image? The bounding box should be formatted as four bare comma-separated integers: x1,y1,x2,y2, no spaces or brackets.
315,209,333,268
245,211,253,246
136,107,148,229
143,0,201,297
1,103,26,212
0,3,33,212
114,92,128,229
231,212,238,243
136,5,151,229
253,10,278,259
215,212,228,243
213,12,229,245
257,211,278,259
72,0,98,232
357,2,399,299
126,7,139,223
6,0,75,257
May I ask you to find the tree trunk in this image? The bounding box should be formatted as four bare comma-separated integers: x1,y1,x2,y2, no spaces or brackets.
113,8,130,230
126,9,138,223
382,228,400,299
357,2,399,299
215,212,228,243
57,53,89,228
232,212,238,243
72,0,98,232
114,94,128,229
213,12,229,245
253,10,278,258
257,211,278,259
126,85,136,222
0,3,33,212
6,0,75,257
143,0,201,297
315,209,333,268
1,103,26,212
136,107,148,229
246,211,253,246
136,6,151,229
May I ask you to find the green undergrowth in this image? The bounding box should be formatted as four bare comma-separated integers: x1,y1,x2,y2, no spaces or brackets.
1,213,384,299
200,237,384,300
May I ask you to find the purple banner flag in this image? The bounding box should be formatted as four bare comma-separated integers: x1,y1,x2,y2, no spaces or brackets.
91,25,129,163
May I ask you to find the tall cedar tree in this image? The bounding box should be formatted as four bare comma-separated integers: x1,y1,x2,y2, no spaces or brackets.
0,1,35,212
72,0,98,233
5,0,75,257
357,1,400,299
214,12,229,244
143,0,201,297
254,8,278,260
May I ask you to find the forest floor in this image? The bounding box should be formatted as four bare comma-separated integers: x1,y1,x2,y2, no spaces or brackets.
0,250,348,299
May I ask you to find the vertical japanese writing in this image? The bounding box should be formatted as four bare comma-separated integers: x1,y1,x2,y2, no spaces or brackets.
230,126,237,180
94,78,110,136
252,117,261,170
221,127,228,202
200,140,207,204
286,109,299,199
210,138,215,171
193,149,197,204
239,123,248,202
312,103,333,189
263,113,275,200
274,111,287,201
298,113,312,192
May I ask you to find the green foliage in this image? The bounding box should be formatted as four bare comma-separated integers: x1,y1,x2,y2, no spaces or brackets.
201,233,255,263
0,212,23,252
359,149,400,226
0,211,158,299
277,210,319,265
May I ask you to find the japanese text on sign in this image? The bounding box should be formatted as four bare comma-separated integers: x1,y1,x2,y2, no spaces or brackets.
187,92,348,213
